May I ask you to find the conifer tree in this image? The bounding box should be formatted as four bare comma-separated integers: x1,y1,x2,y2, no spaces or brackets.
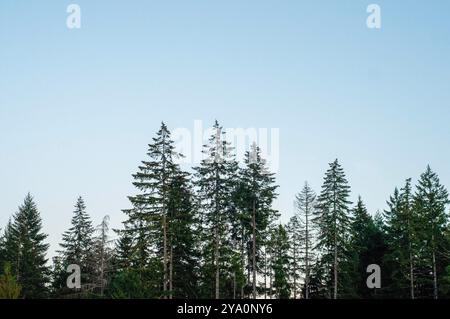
0,263,21,299
113,223,135,271
313,159,353,299
238,143,278,298
294,182,316,299
414,166,449,299
167,170,200,298
350,196,385,298
194,120,238,299
287,216,302,298
270,224,291,299
384,179,419,298
54,196,95,295
121,122,181,298
120,122,198,298
92,215,113,297
3,194,50,298
0,228,5,273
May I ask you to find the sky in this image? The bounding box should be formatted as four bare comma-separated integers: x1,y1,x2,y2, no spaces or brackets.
1,1,450,258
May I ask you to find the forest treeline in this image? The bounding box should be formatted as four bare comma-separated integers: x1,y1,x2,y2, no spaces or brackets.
1,121,450,299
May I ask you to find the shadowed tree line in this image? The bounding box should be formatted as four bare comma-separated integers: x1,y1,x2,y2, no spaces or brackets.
1,121,450,299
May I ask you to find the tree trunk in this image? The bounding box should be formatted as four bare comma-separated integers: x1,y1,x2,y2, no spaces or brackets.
264,246,267,299
240,226,245,298
162,214,168,298
252,199,257,299
214,225,220,299
169,243,173,299
305,203,310,300
432,234,438,299
409,243,415,300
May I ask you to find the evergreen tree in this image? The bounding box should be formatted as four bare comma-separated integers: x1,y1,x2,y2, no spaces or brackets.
294,182,316,299
3,194,50,298
0,228,5,273
113,223,135,272
313,159,353,299
270,224,291,299
238,143,278,298
194,120,238,299
92,215,113,297
350,197,386,298
54,196,95,295
121,122,181,298
120,122,198,298
167,170,200,298
287,215,302,298
383,179,419,298
414,166,449,299
0,263,21,299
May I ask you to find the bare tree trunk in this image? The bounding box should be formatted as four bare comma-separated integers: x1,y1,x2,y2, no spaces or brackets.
409,242,415,300
240,227,245,298
432,234,438,299
233,272,236,299
305,204,310,300
264,246,267,299
162,135,168,299
252,199,257,299
214,225,220,299
293,243,297,299
162,214,168,298
333,218,338,299
169,243,173,299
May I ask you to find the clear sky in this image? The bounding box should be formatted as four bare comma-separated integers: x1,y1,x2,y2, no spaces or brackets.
1,1,450,257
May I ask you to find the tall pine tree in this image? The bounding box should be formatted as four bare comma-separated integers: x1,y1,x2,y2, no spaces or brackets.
194,120,238,299
238,143,278,298
3,194,50,298
414,166,449,299
313,159,353,299
384,179,420,298
294,182,316,299
53,196,95,296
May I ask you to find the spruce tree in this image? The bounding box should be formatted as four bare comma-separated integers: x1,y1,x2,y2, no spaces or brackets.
0,263,21,299
350,196,385,298
92,215,113,297
294,182,316,299
121,122,180,298
54,196,95,295
3,194,50,298
121,122,197,298
313,159,353,299
287,216,302,298
383,179,419,298
0,228,4,273
194,120,238,299
167,170,200,298
414,166,449,299
270,224,291,299
238,143,278,298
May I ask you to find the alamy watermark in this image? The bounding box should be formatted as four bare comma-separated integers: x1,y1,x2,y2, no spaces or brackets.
172,120,280,173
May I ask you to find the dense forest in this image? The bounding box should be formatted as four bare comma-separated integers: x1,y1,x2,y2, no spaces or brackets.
1,121,450,299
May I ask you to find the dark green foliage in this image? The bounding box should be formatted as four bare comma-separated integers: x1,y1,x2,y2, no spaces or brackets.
193,121,239,299
270,225,291,299
3,194,50,298
312,159,353,299
235,143,279,298
119,122,199,299
350,197,386,298
0,263,21,299
414,166,449,299
53,196,95,296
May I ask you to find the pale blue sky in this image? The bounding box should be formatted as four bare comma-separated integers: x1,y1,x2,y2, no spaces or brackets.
1,1,450,257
